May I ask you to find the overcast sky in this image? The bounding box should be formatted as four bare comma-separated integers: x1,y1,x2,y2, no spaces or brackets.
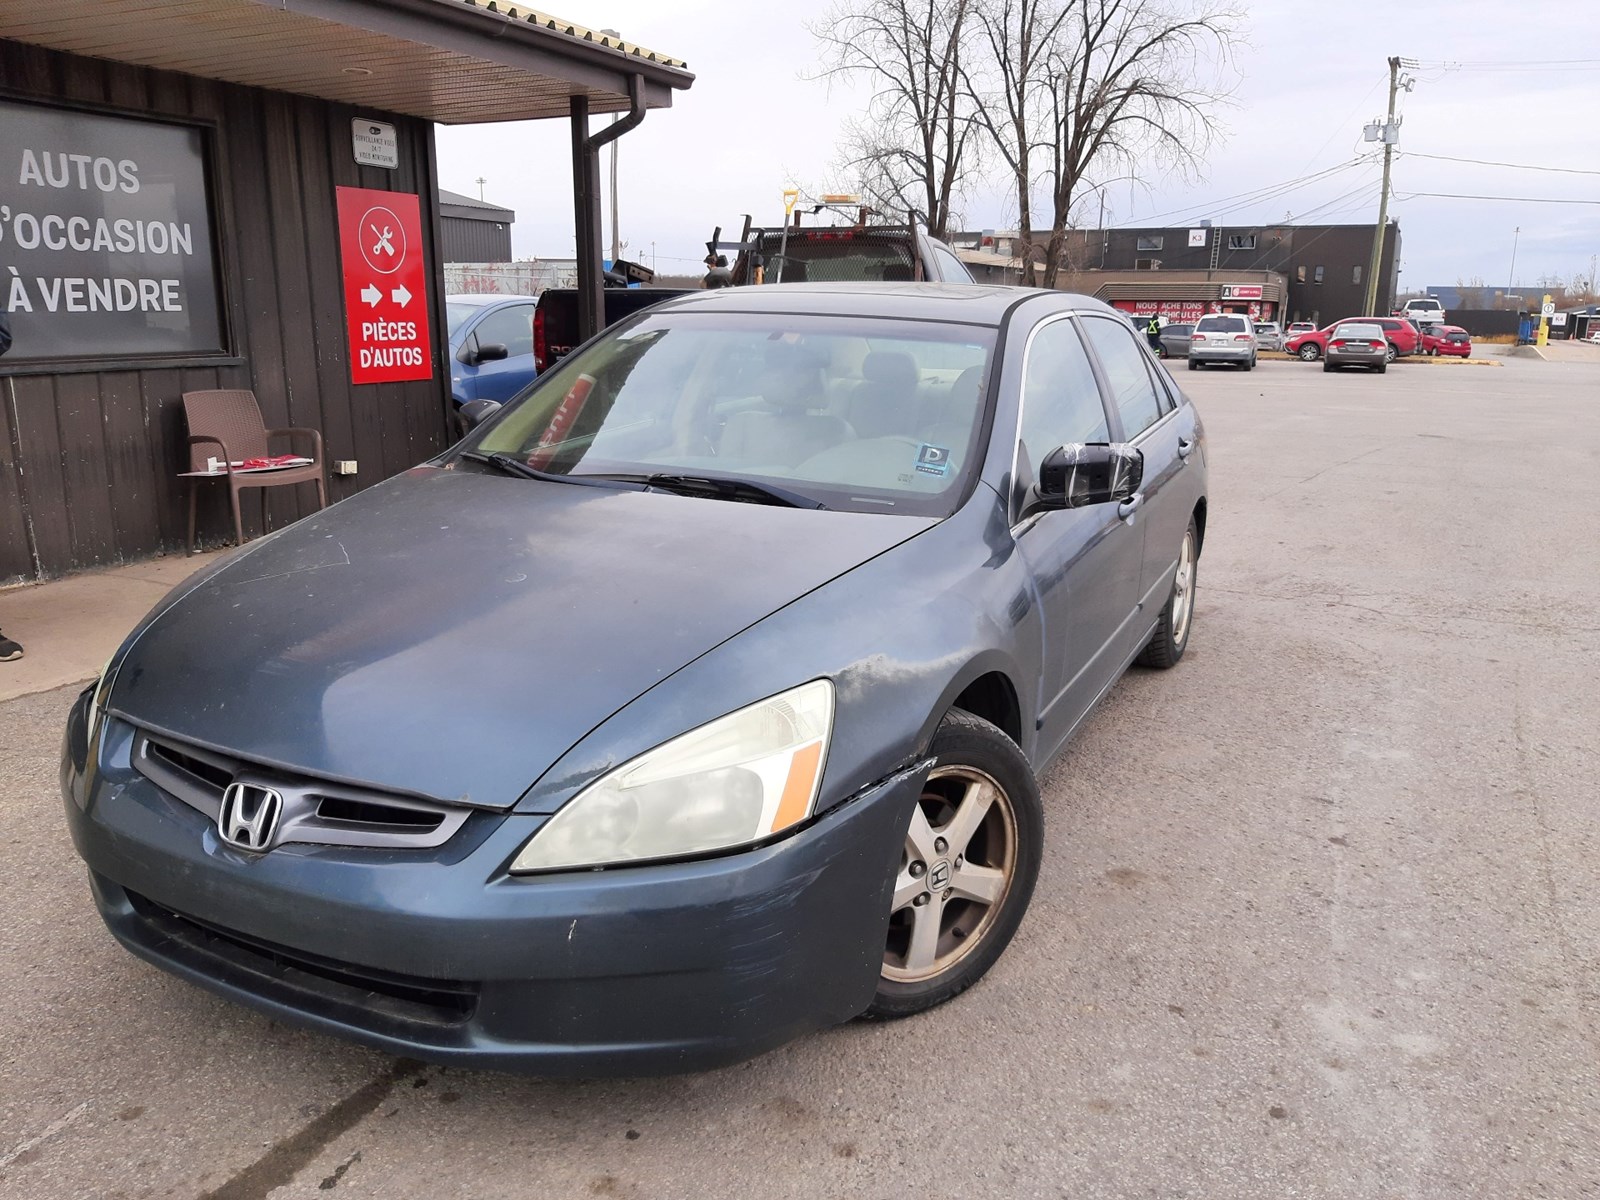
435,0,1600,293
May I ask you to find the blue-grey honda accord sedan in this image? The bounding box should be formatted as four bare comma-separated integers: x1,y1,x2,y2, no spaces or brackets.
61,282,1207,1076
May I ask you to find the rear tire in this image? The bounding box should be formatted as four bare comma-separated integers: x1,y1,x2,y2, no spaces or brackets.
1375,363,1387,374
1187,358,1199,370
1138,518,1198,670
1323,361,1334,372
865,710,1042,1020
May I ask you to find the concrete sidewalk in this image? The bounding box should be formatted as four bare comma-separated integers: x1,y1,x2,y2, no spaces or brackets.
0,551,221,703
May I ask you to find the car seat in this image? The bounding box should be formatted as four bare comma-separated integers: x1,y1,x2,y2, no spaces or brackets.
847,350,921,440
719,343,854,467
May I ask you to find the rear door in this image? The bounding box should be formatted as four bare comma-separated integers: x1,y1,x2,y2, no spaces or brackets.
1078,314,1200,639
1010,315,1145,759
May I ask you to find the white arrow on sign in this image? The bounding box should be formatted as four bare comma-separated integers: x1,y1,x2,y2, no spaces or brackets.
391,283,412,308
360,283,382,307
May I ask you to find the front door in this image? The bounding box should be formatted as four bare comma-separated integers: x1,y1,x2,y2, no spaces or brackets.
1010,316,1146,761
1077,315,1199,626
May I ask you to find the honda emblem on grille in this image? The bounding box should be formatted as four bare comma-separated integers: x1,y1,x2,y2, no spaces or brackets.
218,782,283,851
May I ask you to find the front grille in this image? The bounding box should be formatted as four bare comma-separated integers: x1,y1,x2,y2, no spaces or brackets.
124,888,477,1029
132,730,470,850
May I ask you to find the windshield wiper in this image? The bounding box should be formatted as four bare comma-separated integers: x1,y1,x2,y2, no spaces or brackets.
461,451,643,491
586,472,827,510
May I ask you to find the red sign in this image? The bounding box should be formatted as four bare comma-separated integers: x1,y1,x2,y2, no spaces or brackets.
1221,284,1263,300
336,186,433,384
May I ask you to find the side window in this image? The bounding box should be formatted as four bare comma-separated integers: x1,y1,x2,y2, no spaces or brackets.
1079,316,1164,438
929,241,973,283
473,305,535,357
1018,319,1110,478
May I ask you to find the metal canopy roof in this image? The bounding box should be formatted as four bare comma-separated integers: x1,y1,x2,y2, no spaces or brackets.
0,0,693,123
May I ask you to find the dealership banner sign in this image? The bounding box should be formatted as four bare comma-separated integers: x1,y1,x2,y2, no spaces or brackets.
0,99,224,360
335,186,433,384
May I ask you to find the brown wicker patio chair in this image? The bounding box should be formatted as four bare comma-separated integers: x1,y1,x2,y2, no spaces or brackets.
182,389,328,552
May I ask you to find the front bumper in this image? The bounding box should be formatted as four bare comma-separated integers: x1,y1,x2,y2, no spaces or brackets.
61,695,924,1076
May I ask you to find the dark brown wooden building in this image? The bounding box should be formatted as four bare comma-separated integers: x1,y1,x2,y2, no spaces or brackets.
0,0,692,584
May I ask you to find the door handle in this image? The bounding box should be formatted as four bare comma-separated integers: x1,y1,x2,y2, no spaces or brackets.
1177,437,1195,460
1117,494,1143,520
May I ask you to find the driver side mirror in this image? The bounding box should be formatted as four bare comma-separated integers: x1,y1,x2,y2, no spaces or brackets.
459,399,502,430
1035,443,1143,511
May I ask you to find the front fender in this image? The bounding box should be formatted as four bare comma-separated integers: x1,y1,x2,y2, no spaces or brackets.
516,486,1043,818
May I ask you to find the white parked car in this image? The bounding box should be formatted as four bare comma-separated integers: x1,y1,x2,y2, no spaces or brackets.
1254,321,1284,352
1400,298,1446,326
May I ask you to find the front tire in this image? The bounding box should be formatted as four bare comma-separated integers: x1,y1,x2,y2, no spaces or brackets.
1385,343,1398,363
1138,518,1198,669
866,711,1043,1020
1298,344,1321,361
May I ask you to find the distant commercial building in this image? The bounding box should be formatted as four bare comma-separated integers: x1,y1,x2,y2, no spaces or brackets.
954,221,1400,326
439,188,515,263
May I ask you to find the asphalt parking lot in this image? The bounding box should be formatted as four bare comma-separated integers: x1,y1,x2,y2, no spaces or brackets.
4,350,1598,1199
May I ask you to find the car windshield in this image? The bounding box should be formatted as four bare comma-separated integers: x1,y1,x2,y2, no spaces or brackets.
1336,324,1382,339
447,302,484,337
1195,316,1247,332
464,311,996,517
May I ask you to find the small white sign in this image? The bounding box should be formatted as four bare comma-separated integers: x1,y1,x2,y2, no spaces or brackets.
352,118,398,169
1550,312,1567,327
1541,301,1556,317
1188,229,1207,248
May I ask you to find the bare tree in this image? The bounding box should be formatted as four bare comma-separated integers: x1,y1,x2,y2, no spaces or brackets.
1037,0,1239,288
810,0,978,239
962,0,1072,285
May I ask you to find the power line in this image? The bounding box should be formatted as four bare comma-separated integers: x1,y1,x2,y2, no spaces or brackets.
1393,190,1600,205
1119,158,1371,227
1397,151,1600,177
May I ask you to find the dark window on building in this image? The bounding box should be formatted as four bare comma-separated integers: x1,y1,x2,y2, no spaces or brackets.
1352,264,1362,285
1134,258,1161,271
1136,236,1164,251
0,98,226,361
1227,235,1256,250
1314,265,1325,284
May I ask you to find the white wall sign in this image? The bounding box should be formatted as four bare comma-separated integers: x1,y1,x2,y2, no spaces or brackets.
1188,229,1207,247
1550,313,1567,327
352,119,398,169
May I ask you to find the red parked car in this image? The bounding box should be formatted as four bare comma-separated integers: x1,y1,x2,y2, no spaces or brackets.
1422,325,1472,358
1287,316,1420,363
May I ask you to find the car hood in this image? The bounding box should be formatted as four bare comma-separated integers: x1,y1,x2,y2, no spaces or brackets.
110,466,932,809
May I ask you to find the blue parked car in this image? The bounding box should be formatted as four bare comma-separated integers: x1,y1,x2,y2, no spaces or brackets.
446,294,538,410
62,283,1207,1077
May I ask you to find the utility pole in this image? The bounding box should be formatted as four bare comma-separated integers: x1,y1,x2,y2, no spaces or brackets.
1362,56,1412,315
475,176,487,201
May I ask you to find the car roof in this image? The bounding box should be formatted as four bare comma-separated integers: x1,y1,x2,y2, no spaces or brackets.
646,281,1098,326
445,294,534,307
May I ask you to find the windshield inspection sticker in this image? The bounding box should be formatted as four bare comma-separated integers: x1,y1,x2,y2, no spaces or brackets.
915,444,952,476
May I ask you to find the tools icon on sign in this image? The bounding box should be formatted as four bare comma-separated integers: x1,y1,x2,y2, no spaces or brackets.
357,205,406,275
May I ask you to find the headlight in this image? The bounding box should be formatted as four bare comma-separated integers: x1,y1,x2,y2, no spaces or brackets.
85,654,118,753
510,680,834,873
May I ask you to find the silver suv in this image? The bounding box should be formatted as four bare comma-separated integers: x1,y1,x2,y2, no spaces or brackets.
1188,313,1258,371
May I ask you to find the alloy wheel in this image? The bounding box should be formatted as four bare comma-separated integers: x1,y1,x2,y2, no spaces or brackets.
883,766,1017,983
1171,528,1196,646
